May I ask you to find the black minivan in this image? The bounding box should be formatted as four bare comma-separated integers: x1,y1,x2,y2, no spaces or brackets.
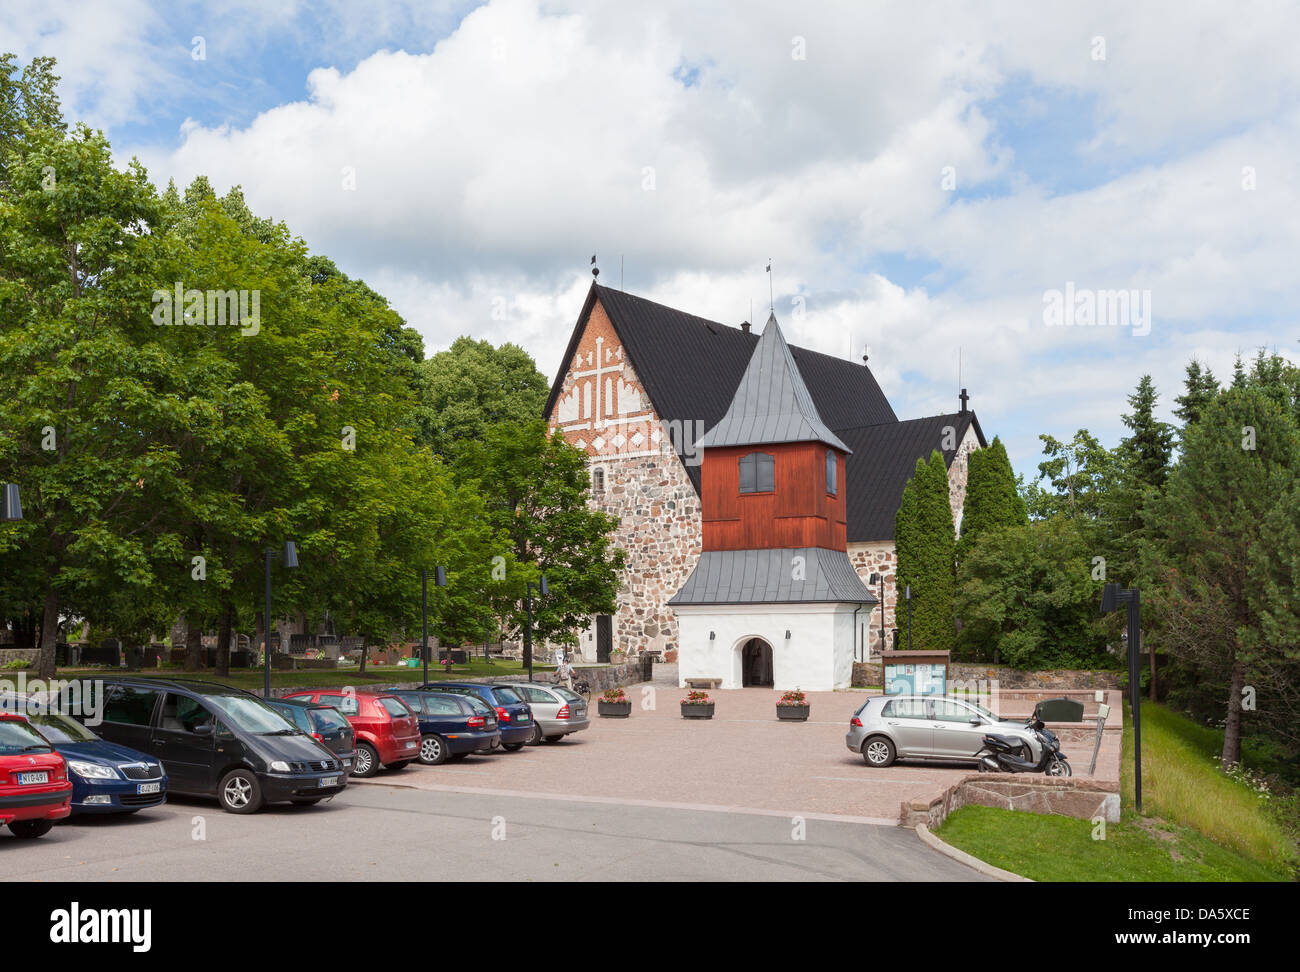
78,678,347,814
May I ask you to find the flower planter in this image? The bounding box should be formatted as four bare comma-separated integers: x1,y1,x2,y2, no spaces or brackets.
777,704,810,721
599,700,632,718
680,702,715,720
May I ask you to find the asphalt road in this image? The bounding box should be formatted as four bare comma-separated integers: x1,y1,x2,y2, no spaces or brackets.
2,785,987,882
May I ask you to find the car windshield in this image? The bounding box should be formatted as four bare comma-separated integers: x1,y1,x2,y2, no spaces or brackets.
554,688,583,702
309,708,351,733
206,695,298,734
463,696,492,715
27,711,98,744
964,700,1006,721
0,719,53,754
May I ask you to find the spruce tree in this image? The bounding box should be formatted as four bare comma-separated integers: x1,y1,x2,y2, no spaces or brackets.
958,436,1026,556
1119,376,1174,490
894,450,956,652
1173,359,1219,428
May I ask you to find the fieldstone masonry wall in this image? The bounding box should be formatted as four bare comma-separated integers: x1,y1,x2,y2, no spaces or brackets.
0,648,38,666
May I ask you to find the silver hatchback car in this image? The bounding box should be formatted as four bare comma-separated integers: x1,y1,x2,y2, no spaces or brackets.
845,695,1038,768
491,682,590,744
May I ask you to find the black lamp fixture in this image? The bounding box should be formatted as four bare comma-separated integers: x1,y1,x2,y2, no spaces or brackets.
1101,581,1143,812
2,484,22,521
263,541,299,698
421,565,448,685
524,574,549,682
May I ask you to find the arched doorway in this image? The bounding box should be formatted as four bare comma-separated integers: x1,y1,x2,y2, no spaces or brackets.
741,638,773,687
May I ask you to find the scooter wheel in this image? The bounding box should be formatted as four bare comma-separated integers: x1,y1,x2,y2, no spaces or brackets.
1047,758,1072,777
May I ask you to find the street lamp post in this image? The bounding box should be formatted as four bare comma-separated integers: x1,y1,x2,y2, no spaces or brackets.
421,566,447,686
523,575,549,682
904,585,913,651
263,541,299,698
1102,582,1143,812
868,573,886,659
2,484,22,522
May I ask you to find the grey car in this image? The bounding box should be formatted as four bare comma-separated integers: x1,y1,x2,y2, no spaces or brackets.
491,682,590,744
845,695,1038,768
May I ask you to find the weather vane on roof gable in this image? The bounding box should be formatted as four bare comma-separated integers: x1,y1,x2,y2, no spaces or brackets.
765,258,773,313
591,254,598,280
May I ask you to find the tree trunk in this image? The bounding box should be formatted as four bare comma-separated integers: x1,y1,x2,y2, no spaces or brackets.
37,590,59,680
184,617,202,672
1222,652,1244,769
216,602,233,677
358,636,367,676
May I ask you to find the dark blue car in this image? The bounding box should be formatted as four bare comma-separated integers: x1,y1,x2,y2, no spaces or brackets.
415,683,533,751
388,690,501,765
26,709,167,815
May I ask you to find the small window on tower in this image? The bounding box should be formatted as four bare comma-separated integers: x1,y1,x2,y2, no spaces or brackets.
739,452,774,493
592,467,605,496
826,450,837,496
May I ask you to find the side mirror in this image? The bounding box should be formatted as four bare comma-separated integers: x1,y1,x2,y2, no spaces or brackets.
192,723,214,736
968,717,982,726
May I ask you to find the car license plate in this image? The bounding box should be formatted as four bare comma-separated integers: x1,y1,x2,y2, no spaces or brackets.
405,740,417,749
320,776,340,788
18,771,48,785
137,782,161,795
517,714,529,722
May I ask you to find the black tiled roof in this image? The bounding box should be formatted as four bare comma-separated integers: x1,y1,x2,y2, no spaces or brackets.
546,285,896,488
545,284,984,543
836,412,986,541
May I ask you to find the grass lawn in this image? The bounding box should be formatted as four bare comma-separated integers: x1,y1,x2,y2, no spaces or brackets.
935,701,1297,882
55,658,550,691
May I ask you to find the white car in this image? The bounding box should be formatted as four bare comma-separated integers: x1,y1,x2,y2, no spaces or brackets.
490,682,590,745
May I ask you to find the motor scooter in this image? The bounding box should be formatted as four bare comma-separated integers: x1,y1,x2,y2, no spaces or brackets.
976,717,1072,776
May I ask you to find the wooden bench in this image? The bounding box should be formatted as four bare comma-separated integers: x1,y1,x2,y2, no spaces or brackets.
685,676,722,689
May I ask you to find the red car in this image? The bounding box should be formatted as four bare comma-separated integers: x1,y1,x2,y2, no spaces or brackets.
1,712,74,838
281,691,420,778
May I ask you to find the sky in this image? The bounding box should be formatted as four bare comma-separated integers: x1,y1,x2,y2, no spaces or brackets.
4,0,1298,483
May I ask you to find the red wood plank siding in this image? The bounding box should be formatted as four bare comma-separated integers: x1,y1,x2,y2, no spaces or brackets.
701,441,848,551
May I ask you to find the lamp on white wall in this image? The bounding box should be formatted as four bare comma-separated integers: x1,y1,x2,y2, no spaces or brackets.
709,631,715,640
784,630,791,640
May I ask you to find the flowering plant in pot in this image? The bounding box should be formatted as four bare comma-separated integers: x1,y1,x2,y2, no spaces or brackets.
680,690,715,720
598,687,632,718
776,689,810,721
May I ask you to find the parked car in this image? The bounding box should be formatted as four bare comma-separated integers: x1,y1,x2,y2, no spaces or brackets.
386,689,501,765
416,682,533,751
281,690,420,777
846,694,1039,768
77,678,346,814
0,712,73,838
263,698,357,774
23,706,167,815
490,681,590,745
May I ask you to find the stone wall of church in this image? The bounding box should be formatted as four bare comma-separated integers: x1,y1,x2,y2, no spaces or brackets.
591,448,702,655
547,295,702,658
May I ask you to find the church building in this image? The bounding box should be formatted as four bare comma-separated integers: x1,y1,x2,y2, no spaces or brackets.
544,282,985,685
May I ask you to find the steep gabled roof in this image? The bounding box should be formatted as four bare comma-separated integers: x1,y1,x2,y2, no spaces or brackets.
695,312,849,451
835,412,987,541
545,284,896,492
668,547,877,606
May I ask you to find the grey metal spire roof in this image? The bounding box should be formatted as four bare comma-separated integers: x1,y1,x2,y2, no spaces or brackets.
695,312,850,452
668,548,877,606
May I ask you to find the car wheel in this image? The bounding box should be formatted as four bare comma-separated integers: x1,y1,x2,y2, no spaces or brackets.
527,723,544,746
352,743,380,778
418,735,449,765
291,798,324,807
218,769,264,814
502,741,525,752
7,819,54,839
862,736,896,767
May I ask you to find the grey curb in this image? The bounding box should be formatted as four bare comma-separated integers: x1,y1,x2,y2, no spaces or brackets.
914,823,1034,882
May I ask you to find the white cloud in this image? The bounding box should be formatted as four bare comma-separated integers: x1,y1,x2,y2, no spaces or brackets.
16,0,1297,477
